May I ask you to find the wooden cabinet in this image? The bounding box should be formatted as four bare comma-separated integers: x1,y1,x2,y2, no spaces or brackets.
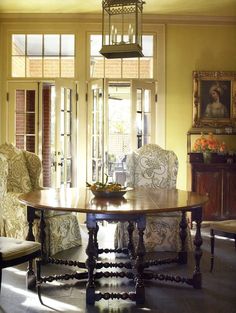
190,162,236,220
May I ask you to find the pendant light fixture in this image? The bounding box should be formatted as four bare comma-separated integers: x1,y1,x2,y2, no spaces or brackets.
99,0,145,59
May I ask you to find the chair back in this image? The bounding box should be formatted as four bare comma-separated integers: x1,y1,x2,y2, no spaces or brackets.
126,144,178,189
0,143,41,192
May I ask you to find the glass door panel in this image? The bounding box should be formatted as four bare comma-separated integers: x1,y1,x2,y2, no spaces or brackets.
53,80,77,188
88,79,104,183
8,82,38,153
107,82,131,185
131,80,156,148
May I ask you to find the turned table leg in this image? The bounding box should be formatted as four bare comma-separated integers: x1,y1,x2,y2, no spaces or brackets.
192,207,203,289
85,213,97,305
178,210,188,264
127,221,135,259
135,216,146,305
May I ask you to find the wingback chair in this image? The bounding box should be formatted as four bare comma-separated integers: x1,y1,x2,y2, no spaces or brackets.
0,143,82,256
114,144,192,252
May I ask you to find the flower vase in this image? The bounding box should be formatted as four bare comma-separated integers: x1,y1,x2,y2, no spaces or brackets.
203,152,211,163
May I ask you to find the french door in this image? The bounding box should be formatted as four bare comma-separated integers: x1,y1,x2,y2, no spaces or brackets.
7,80,78,188
87,79,156,183
51,80,77,188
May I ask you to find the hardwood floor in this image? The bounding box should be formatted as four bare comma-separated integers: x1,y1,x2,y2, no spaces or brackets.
0,225,235,313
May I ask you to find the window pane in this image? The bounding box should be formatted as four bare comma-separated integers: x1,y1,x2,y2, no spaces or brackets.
27,35,42,55
61,111,65,134
12,56,25,77
44,35,60,56
123,58,138,78
66,112,71,134
26,136,35,152
136,89,142,111
44,57,60,77
16,135,24,149
144,113,151,135
12,35,25,55
16,90,25,112
90,35,102,56
61,35,75,56
140,57,153,79
66,158,72,182
105,59,121,78
66,136,72,158
16,113,25,133
26,57,42,77
91,57,104,78
26,90,35,111
61,57,74,77
142,36,153,57
26,113,35,133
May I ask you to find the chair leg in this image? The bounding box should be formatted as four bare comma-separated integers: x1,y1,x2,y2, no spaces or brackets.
36,259,43,305
210,228,215,272
26,259,36,290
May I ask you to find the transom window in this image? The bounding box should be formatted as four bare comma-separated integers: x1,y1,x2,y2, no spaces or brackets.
90,35,154,79
12,34,75,78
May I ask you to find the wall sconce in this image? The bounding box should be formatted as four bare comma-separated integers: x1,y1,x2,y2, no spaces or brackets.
99,0,145,59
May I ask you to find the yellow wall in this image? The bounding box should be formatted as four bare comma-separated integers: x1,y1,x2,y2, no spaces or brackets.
165,24,236,189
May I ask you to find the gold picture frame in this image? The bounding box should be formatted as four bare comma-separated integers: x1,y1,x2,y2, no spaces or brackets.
192,71,236,128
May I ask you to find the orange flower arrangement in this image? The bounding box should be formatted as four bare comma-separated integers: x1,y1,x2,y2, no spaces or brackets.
193,133,226,153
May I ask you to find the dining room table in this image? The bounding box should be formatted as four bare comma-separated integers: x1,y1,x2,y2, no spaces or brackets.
19,187,208,305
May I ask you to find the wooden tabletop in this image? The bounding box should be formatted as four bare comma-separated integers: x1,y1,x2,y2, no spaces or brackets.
18,187,208,215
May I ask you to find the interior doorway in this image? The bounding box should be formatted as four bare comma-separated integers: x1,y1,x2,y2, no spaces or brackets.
88,79,156,184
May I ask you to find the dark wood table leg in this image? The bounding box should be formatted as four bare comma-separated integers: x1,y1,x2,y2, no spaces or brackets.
210,228,215,272
85,213,97,305
26,206,36,288
135,216,146,305
192,206,203,289
94,222,99,258
178,210,188,264
26,206,35,242
127,221,135,259
39,210,47,262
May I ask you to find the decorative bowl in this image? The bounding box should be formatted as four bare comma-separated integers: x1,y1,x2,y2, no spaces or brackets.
91,187,132,198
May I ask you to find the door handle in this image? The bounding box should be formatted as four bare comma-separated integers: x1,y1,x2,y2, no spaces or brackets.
58,162,63,166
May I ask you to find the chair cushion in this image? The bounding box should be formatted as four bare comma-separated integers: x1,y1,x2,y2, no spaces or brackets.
0,143,32,193
0,237,41,261
210,220,236,234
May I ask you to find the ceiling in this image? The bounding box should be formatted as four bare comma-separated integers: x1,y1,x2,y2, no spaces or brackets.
0,0,236,17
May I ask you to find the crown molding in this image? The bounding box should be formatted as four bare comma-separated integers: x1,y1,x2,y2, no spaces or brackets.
143,14,236,25
0,13,235,25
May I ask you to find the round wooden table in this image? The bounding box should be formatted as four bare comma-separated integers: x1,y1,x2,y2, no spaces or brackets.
19,187,208,305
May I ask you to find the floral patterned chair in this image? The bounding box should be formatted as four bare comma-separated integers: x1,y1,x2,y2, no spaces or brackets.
0,143,82,256
114,144,192,252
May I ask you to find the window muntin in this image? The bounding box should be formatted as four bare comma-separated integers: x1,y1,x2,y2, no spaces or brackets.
90,34,154,79
12,34,75,78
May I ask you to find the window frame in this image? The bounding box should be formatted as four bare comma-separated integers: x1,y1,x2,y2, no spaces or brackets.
88,32,156,80
11,33,76,78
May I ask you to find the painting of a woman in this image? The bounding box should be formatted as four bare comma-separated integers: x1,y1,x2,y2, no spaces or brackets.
203,82,230,118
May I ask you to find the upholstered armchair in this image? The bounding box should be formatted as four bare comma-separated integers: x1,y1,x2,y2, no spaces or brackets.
0,143,82,256
114,144,192,252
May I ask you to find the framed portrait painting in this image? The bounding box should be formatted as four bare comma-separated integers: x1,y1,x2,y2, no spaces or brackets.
192,71,236,128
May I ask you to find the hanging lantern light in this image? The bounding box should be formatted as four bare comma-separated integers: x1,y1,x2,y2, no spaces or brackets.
99,0,145,59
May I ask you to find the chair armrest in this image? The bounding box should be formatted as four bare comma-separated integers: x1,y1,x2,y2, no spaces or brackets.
1,192,27,220
0,154,8,198
23,151,42,189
